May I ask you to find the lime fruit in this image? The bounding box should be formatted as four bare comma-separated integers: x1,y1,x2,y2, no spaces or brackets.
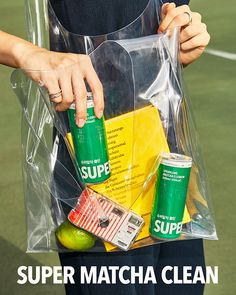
56,220,96,251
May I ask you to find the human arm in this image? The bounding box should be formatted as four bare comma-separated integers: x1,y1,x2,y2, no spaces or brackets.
0,30,103,127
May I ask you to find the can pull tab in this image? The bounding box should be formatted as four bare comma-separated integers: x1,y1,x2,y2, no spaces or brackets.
90,193,110,228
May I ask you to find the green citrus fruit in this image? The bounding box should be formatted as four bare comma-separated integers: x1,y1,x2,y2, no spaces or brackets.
56,220,96,251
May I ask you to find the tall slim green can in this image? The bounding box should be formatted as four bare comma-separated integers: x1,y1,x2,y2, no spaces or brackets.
68,93,110,184
150,153,192,240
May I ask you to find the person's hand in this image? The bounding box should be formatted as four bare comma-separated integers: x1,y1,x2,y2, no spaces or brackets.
17,46,103,127
158,3,210,66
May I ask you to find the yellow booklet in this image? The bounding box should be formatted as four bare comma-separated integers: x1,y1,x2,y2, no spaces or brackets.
67,105,191,251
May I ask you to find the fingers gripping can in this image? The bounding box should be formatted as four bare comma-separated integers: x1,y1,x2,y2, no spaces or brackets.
150,153,192,240
68,93,110,184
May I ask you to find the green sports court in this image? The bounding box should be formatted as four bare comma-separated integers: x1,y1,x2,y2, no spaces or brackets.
0,0,235,294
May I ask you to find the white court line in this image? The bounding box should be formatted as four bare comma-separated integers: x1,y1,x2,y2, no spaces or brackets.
205,48,236,61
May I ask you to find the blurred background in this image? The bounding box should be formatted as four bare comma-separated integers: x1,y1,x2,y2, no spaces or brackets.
0,0,235,294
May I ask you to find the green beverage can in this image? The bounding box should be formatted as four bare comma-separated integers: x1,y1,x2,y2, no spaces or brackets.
150,153,192,240
68,93,110,184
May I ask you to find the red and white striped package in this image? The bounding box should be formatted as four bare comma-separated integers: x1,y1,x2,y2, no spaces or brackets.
68,188,144,251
